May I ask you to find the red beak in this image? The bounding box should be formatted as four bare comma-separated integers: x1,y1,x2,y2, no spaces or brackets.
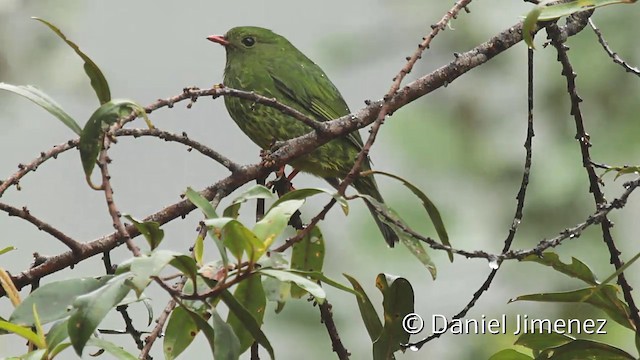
207,35,229,46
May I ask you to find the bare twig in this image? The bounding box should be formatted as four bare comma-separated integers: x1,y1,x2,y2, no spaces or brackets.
116,128,240,172
0,202,84,255
139,281,185,359
547,22,640,336
97,147,141,257
319,300,350,360
339,0,474,195
589,19,640,76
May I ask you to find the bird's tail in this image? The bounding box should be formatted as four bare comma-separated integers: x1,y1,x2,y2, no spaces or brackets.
353,175,399,247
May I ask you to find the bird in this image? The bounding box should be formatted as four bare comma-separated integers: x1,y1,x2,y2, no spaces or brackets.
207,26,398,247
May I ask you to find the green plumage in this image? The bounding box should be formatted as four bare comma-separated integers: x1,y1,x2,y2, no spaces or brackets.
210,26,398,247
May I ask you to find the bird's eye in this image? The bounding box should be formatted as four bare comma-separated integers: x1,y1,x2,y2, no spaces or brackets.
241,36,256,47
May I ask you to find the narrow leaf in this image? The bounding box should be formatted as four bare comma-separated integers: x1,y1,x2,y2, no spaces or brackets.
522,252,598,285
259,268,325,303
290,226,325,298
223,184,275,218
87,337,138,360
364,170,451,261
373,274,414,360
79,100,145,189
359,195,437,278
164,306,200,360
10,276,113,326
344,274,383,342
219,288,275,360
0,320,45,348
253,199,305,251
211,308,241,360
123,214,165,250
271,188,349,215
227,274,266,353
488,349,533,360
33,17,111,104
510,285,634,330
0,83,81,134
68,274,131,355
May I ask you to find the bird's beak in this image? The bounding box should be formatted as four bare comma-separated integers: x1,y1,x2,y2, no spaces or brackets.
207,35,229,46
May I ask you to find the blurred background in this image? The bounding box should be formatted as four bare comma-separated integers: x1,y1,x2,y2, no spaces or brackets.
1,1,640,359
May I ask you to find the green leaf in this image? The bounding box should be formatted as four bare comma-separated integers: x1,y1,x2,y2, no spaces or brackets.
262,274,290,313
19,349,47,360
206,218,264,262
46,319,70,351
219,288,275,360
522,252,598,285
359,195,437,279
183,307,217,357
365,170,451,261
288,270,359,297
129,250,180,296
79,99,145,189
539,339,635,359
344,274,383,342
164,306,201,360
602,165,640,180
514,332,574,352
373,274,414,360
185,187,218,218
86,337,138,359
10,276,113,326
194,230,205,265
253,199,305,251
185,187,229,267
259,268,325,303
0,320,45,348
0,83,81,135
271,187,349,215
123,214,165,250
227,274,266,353
68,274,131,355
211,308,241,360
510,285,634,330
522,0,636,49
290,226,325,298
488,349,533,360
223,184,276,218
49,342,73,359
170,255,200,286
522,5,542,49
0,246,16,256
32,17,111,104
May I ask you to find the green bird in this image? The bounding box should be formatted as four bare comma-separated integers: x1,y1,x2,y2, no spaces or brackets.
208,26,398,247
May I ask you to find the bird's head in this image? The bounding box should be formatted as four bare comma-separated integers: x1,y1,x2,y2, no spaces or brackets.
207,26,291,58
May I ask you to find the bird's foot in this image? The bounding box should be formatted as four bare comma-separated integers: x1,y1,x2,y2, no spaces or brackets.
266,166,296,197
259,148,277,169
260,139,287,169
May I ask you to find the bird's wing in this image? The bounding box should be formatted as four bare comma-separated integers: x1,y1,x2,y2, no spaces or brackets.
269,72,365,152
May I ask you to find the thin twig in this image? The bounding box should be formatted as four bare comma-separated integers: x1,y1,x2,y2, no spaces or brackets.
319,300,350,360
589,19,640,76
116,128,240,172
338,0,474,194
139,281,185,359
97,147,141,257
547,22,640,337
0,202,84,255
406,47,537,349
